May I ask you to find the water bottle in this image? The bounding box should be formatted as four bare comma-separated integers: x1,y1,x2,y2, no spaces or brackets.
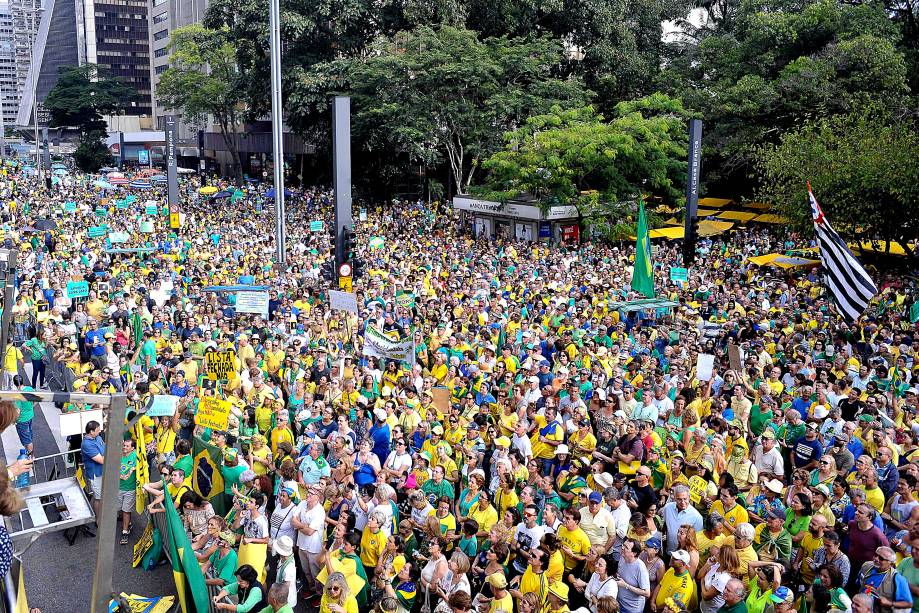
14,449,29,488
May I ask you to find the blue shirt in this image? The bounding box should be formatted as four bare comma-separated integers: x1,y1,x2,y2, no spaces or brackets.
369,423,390,464
85,329,107,357
662,500,703,554
80,435,105,479
859,565,913,605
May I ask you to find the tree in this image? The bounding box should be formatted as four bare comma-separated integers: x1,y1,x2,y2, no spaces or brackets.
659,0,911,192
755,107,919,260
43,64,132,172
481,94,690,238
327,26,589,194
157,25,246,179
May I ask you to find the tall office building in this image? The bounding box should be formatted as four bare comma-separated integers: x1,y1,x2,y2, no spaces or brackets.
148,0,207,131
10,0,42,114
0,4,18,131
15,0,152,126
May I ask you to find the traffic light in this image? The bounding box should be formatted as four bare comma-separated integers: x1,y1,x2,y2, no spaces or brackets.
683,215,699,266
341,227,356,265
321,261,335,282
352,257,365,279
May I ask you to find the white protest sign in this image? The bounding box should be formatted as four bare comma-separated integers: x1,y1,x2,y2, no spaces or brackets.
696,353,715,381
235,290,269,316
362,326,415,365
329,290,359,314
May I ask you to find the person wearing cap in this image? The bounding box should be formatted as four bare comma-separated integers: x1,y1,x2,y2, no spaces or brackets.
652,548,696,612
579,491,617,552
370,407,392,464
203,531,239,587
751,429,784,479
271,534,298,608
792,421,824,472
545,581,570,613
827,431,855,475
753,507,793,567
483,572,512,613
747,479,787,524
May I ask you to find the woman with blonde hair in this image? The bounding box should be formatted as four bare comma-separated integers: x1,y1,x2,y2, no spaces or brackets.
519,593,543,613
434,550,471,612
699,546,741,613
677,523,701,575
320,571,358,613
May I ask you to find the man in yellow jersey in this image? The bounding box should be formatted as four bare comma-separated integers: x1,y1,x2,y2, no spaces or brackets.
652,549,697,611
709,483,749,536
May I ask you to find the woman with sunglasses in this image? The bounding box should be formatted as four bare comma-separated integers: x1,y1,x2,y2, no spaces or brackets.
320,571,358,613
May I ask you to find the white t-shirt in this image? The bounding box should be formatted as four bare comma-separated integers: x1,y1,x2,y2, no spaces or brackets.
701,565,731,613
269,502,297,543
295,501,326,553
277,556,297,608
512,523,546,571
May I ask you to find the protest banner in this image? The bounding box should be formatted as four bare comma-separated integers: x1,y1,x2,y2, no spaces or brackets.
146,395,179,417
108,231,130,244
696,354,715,381
204,348,237,380
670,267,688,283
431,387,450,415
688,475,709,505
139,220,154,233
329,290,359,314
144,203,158,215
362,326,415,365
88,225,108,238
195,396,231,431
309,220,324,232
66,281,89,299
395,291,416,309
64,201,76,213
235,291,269,316
132,519,155,568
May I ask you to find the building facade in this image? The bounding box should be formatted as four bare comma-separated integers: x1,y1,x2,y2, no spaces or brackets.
148,0,207,133
15,0,152,126
0,4,18,132
10,0,41,117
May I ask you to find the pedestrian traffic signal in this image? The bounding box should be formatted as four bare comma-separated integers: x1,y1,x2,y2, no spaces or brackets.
352,257,365,279
321,261,335,282
341,227,356,263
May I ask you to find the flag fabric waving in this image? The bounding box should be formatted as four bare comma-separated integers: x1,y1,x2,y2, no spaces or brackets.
808,183,877,321
162,480,210,613
631,199,656,298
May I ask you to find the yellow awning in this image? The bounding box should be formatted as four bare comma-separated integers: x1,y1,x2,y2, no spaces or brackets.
696,208,719,216
745,202,773,210
649,226,684,239
850,241,912,256
664,217,679,225
717,210,758,222
748,253,821,268
698,197,734,208
698,220,734,236
199,186,218,195
753,214,788,224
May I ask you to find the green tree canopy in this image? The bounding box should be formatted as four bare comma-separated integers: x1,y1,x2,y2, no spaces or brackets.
157,25,246,178
755,107,919,260
44,65,132,172
317,26,589,193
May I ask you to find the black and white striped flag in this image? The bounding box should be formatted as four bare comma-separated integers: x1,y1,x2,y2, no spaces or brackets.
808,182,878,321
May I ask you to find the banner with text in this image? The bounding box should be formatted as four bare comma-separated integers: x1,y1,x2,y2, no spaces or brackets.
362,326,415,365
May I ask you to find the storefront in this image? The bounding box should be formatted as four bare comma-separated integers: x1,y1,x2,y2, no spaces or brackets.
453,196,581,243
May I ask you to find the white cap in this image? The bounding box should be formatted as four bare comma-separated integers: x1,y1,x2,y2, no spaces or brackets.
813,404,829,419
555,444,570,456
671,549,691,564
373,408,388,421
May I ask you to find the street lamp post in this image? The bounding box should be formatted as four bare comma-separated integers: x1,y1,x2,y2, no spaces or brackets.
268,0,286,265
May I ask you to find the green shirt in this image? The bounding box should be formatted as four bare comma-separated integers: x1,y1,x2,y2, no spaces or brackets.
209,548,238,585
422,479,455,501
221,464,247,494
749,405,774,437
120,450,137,491
226,582,264,613
15,386,34,423
897,557,919,613
174,454,193,477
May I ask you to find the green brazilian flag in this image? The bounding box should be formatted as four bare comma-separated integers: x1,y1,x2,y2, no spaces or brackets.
630,199,656,298
163,480,210,613
191,436,227,516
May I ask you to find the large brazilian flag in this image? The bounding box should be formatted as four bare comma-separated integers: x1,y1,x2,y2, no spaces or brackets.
191,436,226,516
162,480,210,612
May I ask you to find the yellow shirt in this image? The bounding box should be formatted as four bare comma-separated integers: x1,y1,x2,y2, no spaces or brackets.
865,486,885,512
656,568,697,610
359,527,387,569
319,594,358,613
3,346,21,373
250,445,271,476
468,503,499,536
798,533,823,583
547,550,564,584
530,415,563,460
710,501,750,535
519,567,549,604
494,488,519,517
557,525,592,572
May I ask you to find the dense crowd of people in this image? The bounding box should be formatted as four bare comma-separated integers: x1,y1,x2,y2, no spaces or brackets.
3,163,919,613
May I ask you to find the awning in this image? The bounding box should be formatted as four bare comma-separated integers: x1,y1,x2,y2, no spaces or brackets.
698,220,734,236
753,214,788,224
649,226,684,239
850,241,912,256
698,197,734,208
717,210,758,222
696,208,719,216
745,202,773,210
748,253,821,268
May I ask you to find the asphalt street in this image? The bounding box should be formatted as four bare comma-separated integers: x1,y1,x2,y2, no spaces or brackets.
0,377,173,613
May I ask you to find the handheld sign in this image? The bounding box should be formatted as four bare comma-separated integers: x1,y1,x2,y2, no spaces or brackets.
146,394,179,417
108,231,130,244
235,291,269,316
88,225,107,238
670,267,688,283
139,220,154,233
64,201,77,213
66,281,89,299
144,203,158,215
309,220,324,232
195,396,231,431
204,348,237,381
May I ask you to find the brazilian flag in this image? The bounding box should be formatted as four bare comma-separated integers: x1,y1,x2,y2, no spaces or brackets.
162,480,210,613
191,436,226,516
